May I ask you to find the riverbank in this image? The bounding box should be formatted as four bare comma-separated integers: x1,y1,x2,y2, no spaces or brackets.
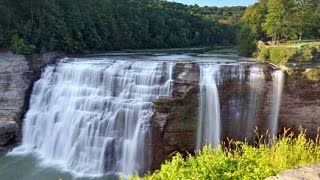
256,41,320,68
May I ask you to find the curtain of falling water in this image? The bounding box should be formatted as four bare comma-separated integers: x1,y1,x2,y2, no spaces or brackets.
197,64,269,148
226,65,265,140
12,59,174,176
244,66,266,138
197,64,221,149
269,70,284,136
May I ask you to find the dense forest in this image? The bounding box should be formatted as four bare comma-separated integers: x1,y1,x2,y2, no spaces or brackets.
0,0,245,54
239,0,320,56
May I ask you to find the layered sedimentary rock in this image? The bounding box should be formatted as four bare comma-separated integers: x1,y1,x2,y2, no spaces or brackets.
150,63,320,171
0,52,62,146
151,63,199,170
279,70,320,138
150,62,277,169
1,51,320,176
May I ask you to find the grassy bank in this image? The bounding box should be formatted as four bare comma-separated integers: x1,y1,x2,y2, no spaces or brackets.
131,129,320,180
257,43,320,65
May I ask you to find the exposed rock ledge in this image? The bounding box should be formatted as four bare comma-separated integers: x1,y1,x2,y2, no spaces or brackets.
266,164,320,180
150,62,199,170
0,51,63,148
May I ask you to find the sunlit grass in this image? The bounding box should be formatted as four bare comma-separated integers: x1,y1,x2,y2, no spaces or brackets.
131,129,320,180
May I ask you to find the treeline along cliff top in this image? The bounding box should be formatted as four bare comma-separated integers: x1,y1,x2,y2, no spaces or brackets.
0,0,245,54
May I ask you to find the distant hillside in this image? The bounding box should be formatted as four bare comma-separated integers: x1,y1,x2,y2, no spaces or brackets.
0,0,245,54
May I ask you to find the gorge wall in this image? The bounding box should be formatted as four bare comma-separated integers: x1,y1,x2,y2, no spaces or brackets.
150,63,320,170
1,52,320,174
279,70,320,138
0,52,62,149
151,63,199,170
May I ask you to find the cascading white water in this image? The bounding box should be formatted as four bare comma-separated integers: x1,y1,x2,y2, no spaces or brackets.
227,65,266,140
197,64,221,149
244,66,265,138
197,62,285,149
225,65,246,139
12,58,174,176
269,70,284,136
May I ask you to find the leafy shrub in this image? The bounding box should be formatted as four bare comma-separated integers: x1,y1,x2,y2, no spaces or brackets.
293,45,318,62
303,68,320,81
258,46,297,65
268,47,297,65
10,34,35,54
237,25,257,57
301,45,318,61
258,45,320,65
258,47,270,60
131,129,320,180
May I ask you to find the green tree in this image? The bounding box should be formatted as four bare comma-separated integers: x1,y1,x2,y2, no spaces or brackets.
263,0,286,43
238,25,257,57
1,0,246,54
242,0,267,40
0,5,9,48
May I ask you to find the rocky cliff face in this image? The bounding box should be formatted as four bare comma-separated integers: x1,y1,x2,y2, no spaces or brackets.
0,51,62,148
1,52,319,173
150,63,199,170
150,63,320,171
279,70,320,138
218,65,275,143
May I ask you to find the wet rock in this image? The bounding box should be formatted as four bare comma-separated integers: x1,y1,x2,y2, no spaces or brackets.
0,52,30,125
150,63,199,171
0,120,19,146
0,51,63,147
279,69,320,138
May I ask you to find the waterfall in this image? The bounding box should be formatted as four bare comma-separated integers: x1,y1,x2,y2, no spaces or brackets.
244,66,265,138
12,58,174,176
197,64,221,149
197,63,282,147
224,65,266,140
269,70,284,136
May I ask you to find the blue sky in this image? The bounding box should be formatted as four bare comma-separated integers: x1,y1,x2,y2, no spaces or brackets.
170,0,258,7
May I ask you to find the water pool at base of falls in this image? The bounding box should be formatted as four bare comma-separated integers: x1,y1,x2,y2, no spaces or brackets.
0,155,118,180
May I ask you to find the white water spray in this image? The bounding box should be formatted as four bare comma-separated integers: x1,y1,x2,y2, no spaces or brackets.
12,58,174,176
197,64,221,149
269,70,284,136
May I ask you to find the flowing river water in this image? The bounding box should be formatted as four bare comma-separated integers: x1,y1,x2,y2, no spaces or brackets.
0,53,284,180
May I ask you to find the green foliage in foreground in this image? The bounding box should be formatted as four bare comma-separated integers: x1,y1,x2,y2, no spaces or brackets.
132,130,320,180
